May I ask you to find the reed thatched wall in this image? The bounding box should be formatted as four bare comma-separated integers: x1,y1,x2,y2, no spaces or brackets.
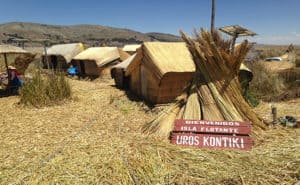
129,61,193,104
42,55,69,70
129,66,142,97
112,68,125,88
72,59,119,77
158,72,193,103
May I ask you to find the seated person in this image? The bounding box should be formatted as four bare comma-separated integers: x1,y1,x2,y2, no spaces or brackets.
68,65,78,76
8,65,22,94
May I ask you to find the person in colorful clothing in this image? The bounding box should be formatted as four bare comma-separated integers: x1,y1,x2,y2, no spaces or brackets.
7,65,22,94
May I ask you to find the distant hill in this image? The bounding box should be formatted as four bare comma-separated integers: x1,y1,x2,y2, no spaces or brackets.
0,22,182,47
146,32,182,42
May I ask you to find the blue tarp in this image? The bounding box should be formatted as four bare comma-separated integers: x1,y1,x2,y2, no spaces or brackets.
68,66,78,75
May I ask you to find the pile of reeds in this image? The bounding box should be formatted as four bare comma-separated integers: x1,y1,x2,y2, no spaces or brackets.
142,29,266,139
19,72,71,107
14,53,36,75
1,77,298,184
248,61,285,100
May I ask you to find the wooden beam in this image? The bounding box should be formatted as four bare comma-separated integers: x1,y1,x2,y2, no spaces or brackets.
230,32,238,55
43,44,50,69
4,53,10,92
211,0,215,33
4,53,9,71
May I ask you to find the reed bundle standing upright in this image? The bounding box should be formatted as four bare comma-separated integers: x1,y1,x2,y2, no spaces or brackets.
142,29,266,140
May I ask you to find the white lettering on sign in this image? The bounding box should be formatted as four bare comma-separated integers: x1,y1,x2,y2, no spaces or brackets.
210,137,215,146
184,120,241,126
215,137,222,147
171,133,252,150
204,127,239,133
223,137,228,147
174,120,252,135
203,136,209,146
202,136,245,149
180,126,197,132
232,138,239,148
174,125,247,134
241,139,244,148
176,135,200,146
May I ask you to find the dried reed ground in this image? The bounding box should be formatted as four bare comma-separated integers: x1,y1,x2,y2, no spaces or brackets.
0,79,299,185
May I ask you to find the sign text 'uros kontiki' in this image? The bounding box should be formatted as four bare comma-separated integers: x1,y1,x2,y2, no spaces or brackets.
170,120,253,150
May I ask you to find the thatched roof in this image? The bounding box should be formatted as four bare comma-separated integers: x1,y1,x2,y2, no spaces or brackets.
72,47,122,67
122,44,141,52
240,63,251,73
126,42,195,80
126,42,253,81
219,25,257,37
145,42,195,75
43,43,84,63
0,44,29,54
112,54,136,70
117,48,131,61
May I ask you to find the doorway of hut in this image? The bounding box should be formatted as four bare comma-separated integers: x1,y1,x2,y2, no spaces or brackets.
50,55,58,69
79,60,86,77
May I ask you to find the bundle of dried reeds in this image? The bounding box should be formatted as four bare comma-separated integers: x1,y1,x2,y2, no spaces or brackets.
142,29,266,138
14,53,36,75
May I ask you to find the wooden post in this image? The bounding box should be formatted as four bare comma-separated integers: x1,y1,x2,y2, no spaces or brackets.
211,0,215,33
271,105,277,124
230,32,238,55
4,53,10,93
4,53,9,72
43,43,50,70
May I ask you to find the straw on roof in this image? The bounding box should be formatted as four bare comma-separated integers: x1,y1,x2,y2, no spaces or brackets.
112,54,136,70
126,42,252,82
240,63,252,73
0,44,29,54
111,54,136,88
122,44,141,52
44,43,84,63
73,47,121,67
117,48,131,61
145,42,195,76
126,42,195,81
219,25,257,37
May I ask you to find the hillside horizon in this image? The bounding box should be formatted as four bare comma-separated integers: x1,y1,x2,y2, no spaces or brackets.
0,22,182,47
0,22,298,47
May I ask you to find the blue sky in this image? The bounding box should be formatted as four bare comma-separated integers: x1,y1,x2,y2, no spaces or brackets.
0,0,299,45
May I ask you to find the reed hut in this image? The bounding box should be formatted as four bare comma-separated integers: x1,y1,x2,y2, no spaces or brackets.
42,43,84,70
142,30,266,139
0,44,35,75
122,44,141,55
125,42,253,104
125,42,194,104
111,54,136,88
71,47,130,77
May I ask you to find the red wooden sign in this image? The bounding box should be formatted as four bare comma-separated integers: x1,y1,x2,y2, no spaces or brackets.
171,133,253,150
174,119,251,135
170,120,253,150
175,119,252,127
